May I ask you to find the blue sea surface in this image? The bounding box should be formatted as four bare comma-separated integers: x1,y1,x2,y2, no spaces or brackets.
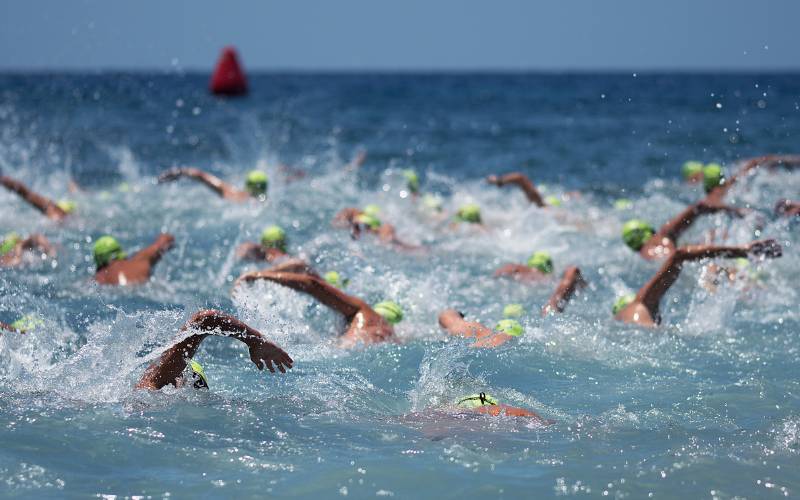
1,72,799,498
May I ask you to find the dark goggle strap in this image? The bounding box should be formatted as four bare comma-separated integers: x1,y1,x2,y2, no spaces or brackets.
458,392,496,406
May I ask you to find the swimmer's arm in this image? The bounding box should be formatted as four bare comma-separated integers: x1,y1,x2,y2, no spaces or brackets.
130,233,175,266
0,175,67,220
0,321,19,334
486,172,546,207
20,234,56,257
345,150,367,171
234,271,363,318
657,201,741,242
438,309,493,339
542,266,586,315
236,242,267,261
136,310,293,390
158,167,232,198
775,199,800,217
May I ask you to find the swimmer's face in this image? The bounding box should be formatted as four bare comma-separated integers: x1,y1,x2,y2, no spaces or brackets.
191,372,209,390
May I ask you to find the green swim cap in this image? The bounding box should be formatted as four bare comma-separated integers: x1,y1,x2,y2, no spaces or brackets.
355,213,382,230
545,195,562,207
363,204,381,218
0,232,22,256
503,303,524,318
612,294,636,315
93,235,126,268
494,319,524,337
421,194,443,213
189,359,209,389
260,225,287,251
245,170,268,196
614,198,633,210
374,301,404,324
117,182,131,193
527,251,553,274
682,161,704,180
57,199,76,214
456,203,482,224
456,392,498,409
403,169,419,194
323,270,349,288
11,314,43,333
703,163,724,193
621,219,655,251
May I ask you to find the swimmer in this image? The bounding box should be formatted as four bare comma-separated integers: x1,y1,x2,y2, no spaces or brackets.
775,199,800,217
494,250,556,282
1,175,73,221
704,155,800,205
158,167,268,201
136,309,293,390
486,172,548,207
438,309,524,348
1,233,55,267
622,199,744,260
542,266,586,315
453,392,551,421
94,233,174,286
613,239,781,327
681,161,705,184
333,206,418,250
234,268,401,347
236,225,290,263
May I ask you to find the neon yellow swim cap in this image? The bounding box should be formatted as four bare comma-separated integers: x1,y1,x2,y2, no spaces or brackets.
245,170,268,196
421,194,443,213
621,219,655,251
703,163,723,193
1,232,22,256
456,392,498,409
374,301,404,324
11,314,43,333
502,303,524,318
189,359,209,389
545,195,562,207
527,251,553,274
614,198,633,210
494,319,524,337
260,225,287,251
355,213,382,230
682,161,704,180
403,169,419,194
93,236,126,268
324,271,349,288
363,204,381,218
612,294,636,315
56,199,76,214
456,203,481,224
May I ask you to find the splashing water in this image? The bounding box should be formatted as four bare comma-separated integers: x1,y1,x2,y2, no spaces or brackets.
1,73,799,497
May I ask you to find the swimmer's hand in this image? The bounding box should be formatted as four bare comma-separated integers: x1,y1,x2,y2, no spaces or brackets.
248,338,294,373
486,174,503,186
748,239,782,259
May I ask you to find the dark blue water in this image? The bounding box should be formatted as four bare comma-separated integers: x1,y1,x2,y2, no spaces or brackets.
1,72,799,498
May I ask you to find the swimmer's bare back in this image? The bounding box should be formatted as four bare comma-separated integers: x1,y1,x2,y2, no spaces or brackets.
95,233,174,286
0,175,69,221
136,309,293,390
235,242,288,263
158,167,251,201
234,270,395,347
617,239,781,327
332,207,420,251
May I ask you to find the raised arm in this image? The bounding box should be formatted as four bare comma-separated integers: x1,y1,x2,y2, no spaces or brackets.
705,155,800,204
234,270,364,319
657,200,741,243
487,172,546,207
0,175,67,221
130,233,175,266
136,310,293,390
158,167,245,199
542,266,586,315
21,234,55,257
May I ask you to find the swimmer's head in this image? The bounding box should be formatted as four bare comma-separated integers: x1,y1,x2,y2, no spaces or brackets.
93,236,126,268
56,199,76,214
456,203,482,224
355,213,382,230
260,225,287,251
324,271,349,288
494,319,524,337
502,303,524,318
403,169,420,194
527,251,553,274
1,232,22,256
421,194,443,213
456,392,498,409
374,301,404,324
612,294,636,315
703,163,724,193
11,314,43,333
682,160,704,180
614,198,633,210
622,219,655,251
189,359,209,389
545,195,562,207
363,204,381,218
245,170,268,196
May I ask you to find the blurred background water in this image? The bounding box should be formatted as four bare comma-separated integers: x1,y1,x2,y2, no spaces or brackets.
0,72,798,498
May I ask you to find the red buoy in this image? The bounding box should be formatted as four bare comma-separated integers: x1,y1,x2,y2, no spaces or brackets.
210,46,248,96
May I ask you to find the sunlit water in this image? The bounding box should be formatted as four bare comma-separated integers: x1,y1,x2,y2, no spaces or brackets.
1,73,799,498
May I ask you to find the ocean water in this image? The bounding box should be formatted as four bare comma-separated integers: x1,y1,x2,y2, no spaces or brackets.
0,72,799,498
